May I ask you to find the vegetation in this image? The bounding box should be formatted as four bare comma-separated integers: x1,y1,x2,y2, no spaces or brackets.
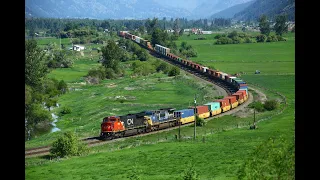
25,17,294,180
50,131,89,158
25,39,69,140
237,137,295,179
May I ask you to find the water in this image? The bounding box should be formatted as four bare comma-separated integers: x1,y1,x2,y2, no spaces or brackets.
51,113,61,132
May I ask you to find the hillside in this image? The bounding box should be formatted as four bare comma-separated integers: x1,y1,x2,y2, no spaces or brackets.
209,0,255,19
233,0,295,21
191,0,253,19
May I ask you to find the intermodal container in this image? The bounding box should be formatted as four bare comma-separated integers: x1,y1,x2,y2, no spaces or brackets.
215,99,231,112
204,102,221,116
224,96,238,109
239,87,248,95
232,92,244,104
174,109,194,118
238,90,248,100
135,37,140,43
188,106,210,119
239,83,248,89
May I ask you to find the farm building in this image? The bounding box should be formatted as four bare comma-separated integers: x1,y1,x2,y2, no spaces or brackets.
72,45,85,51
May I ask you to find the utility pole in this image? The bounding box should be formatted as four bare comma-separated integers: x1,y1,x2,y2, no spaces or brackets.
178,119,181,141
253,107,256,128
194,94,197,140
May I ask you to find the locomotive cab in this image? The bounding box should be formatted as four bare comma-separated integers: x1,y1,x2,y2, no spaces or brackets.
100,116,125,139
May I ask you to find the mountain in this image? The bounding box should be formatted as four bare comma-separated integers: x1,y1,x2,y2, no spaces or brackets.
209,0,255,19
155,0,207,12
191,0,253,19
233,0,295,21
25,0,192,20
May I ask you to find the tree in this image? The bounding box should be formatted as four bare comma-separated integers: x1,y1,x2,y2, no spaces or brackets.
173,18,180,36
274,14,288,36
138,26,145,35
101,40,121,72
151,28,167,47
258,15,271,36
25,39,49,87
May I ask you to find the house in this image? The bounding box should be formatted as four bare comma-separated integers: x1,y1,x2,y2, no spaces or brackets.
72,45,85,51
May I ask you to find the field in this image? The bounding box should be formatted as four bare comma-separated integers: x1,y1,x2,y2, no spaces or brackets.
25,32,295,179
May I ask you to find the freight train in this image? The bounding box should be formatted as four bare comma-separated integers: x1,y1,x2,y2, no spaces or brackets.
99,31,249,140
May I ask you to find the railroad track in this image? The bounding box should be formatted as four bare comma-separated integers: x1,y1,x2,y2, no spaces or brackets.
25,91,252,158
25,43,247,158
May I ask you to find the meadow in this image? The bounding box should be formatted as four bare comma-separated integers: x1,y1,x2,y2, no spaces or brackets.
25,32,295,180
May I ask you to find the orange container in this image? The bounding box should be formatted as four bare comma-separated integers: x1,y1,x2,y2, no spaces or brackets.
224,96,237,104
232,92,243,100
215,99,230,108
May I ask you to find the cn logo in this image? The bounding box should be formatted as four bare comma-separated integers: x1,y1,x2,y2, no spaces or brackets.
127,118,134,125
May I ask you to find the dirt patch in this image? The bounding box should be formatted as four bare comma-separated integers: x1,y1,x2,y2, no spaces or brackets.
124,87,135,90
233,108,254,118
250,87,267,102
106,83,117,88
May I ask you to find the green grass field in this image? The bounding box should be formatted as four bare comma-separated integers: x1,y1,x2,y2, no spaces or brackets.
25,32,295,180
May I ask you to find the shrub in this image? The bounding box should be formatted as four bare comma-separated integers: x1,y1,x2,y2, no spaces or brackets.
266,35,278,42
276,35,287,41
249,101,265,112
215,37,233,44
50,131,89,158
232,36,244,44
156,62,169,73
237,137,295,180
105,68,117,79
244,37,253,43
214,34,222,39
196,116,206,127
263,99,279,111
168,66,180,76
256,34,267,42
60,106,72,115
181,163,199,180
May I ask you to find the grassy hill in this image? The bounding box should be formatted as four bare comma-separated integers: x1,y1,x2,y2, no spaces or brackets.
25,32,295,179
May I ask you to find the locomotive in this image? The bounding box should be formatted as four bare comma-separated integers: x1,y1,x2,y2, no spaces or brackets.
99,31,249,140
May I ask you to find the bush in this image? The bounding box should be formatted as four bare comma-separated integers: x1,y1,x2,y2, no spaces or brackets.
58,80,68,94
50,131,89,158
196,116,206,127
105,68,117,79
60,106,72,115
215,37,233,44
214,34,222,39
276,35,287,41
168,66,180,76
263,99,279,111
232,36,244,44
87,67,106,80
156,62,169,73
244,37,253,43
256,34,267,42
181,163,199,180
266,35,278,42
249,101,265,112
237,137,295,180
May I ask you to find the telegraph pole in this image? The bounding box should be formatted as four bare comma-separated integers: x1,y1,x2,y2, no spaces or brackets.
194,94,197,140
